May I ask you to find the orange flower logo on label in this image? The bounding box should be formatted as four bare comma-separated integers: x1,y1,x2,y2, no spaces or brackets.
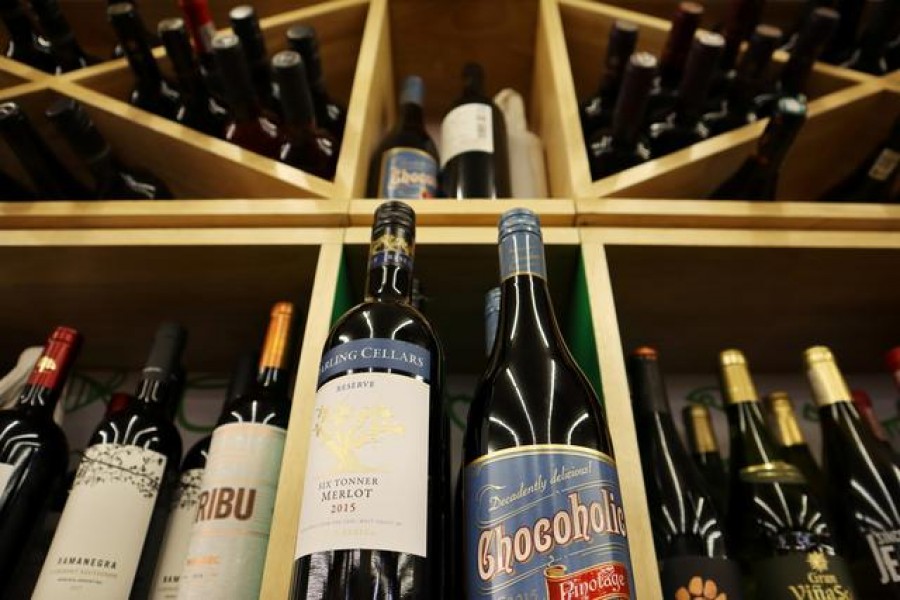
674,576,726,600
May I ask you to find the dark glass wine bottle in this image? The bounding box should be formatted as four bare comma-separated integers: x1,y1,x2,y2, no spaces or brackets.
0,0,56,72
806,346,900,598
578,20,639,142
765,391,829,504
754,8,839,118
781,0,834,51
852,389,895,454
229,5,277,113
285,24,347,145
0,327,81,597
108,3,183,121
645,2,703,125
149,350,257,599
180,303,295,599
45,97,174,200
463,208,634,599
440,63,511,199
682,404,729,517
271,50,338,179
484,286,501,357
825,114,900,203
366,75,439,198
720,0,767,72
648,31,725,158
709,95,807,201
628,347,744,599
702,24,782,136
823,0,867,64
719,349,858,598
109,0,160,59
158,18,228,138
34,323,186,599
291,202,448,599
212,33,284,159
0,101,93,200
29,0,98,72
588,52,657,180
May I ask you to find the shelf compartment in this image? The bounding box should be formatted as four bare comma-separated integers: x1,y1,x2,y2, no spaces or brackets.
261,225,661,599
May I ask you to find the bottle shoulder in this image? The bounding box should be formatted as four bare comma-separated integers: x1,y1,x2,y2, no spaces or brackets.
327,300,442,351
0,410,68,463
88,407,182,464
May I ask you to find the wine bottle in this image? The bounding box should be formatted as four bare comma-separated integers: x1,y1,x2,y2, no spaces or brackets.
149,351,256,600
440,62,511,199
645,2,703,125
158,18,228,138
588,52,657,180
109,0,160,59
229,5,277,113
823,0,867,64
463,208,634,598
628,348,743,599
702,24,782,136
852,389,894,453
0,327,81,596
366,75,440,198
682,404,729,517
0,101,93,200
719,349,857,598
108,3,183,121
45,97,175,200
754,8,839,118
271,50,338,179
781,0,834,51
720,0,767,72
648,31,725,158
484,286,500,357
180,303,295,599
709,95,807,201
805,346,900,598
285,24,347,144
826,116,900,203
291,202,447,599
29,0,97,72
765,391,829,504
212,33,284,159
578,20,639,142
0,0,56,72
34,323,186,599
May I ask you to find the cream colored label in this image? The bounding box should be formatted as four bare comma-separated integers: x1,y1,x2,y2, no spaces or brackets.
869,148,900,182
177,423,286,600
150,468,205,600
441,103,494,166
0,462,15,499
296,372,430,558
33,444,167,600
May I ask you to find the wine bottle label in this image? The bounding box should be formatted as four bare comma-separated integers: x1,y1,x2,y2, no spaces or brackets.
753,552,857,598
33,443,167,600
297,367,430,557
0,462,14,496
465,445,635,599
866,530,900,585
148,467,205,600
660,556,744,600
869,148,900,182
441,103,494,166
317,338,431,385
178,423,286,599
377,147,438,199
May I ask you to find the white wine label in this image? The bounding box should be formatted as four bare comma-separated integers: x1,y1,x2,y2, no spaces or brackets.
149,467,205,600
178,423,286,599
33,443,167,600
441,102,494,167
296,371,430,558
869,148,900,182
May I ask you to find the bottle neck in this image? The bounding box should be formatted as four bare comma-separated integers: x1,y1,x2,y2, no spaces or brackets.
658,11,700,89
0,115,65,190
768,396,808,447
399,102,425,131
684,406,720,455
16,338,80,417
727,399,788,469
750,112,802,173
118,26,164,88
134,372,176,415
364,225,414,304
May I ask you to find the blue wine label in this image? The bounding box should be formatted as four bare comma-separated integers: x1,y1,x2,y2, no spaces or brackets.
378,147,438,199
465,445,634,599
318,338,431,386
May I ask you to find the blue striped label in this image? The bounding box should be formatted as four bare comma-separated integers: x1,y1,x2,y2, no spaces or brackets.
318,338,431,386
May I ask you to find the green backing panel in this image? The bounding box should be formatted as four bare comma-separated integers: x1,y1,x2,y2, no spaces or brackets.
331,248,355,325
566,251,604,401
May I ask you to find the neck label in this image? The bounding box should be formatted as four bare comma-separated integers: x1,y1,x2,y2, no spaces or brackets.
369,231,412,270
500,231,547,280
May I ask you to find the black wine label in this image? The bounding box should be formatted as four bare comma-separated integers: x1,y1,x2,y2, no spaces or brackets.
866,529,900,585
754,552,857,599
660,556,744,599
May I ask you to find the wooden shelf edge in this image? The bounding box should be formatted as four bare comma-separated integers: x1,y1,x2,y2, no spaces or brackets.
0,227,344,246
0,56,46,83
348,198,576,226
579,226,900,249
575,198,900,232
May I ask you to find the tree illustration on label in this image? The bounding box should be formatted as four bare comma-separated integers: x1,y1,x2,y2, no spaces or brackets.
74,445,164,499
176,469,203,510
675,577,726,600
314,402,404,472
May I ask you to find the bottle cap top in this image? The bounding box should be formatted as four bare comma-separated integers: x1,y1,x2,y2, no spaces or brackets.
719,348,760,404
228,4,255,22
107,2,135,17
776,95,807,117
613,19,639,34
720,348,746,366
498,207,542,240
400,76,425,107
212,33,240,51
755,23,783,40
157,17,184,34
286,24,317,45
766,390,792,404
373,201,416,233
886,347,900,371
632,346,658,358
803,345,834,364
49,326,81,345
272,49,302,70
678,1,704,16
630,52,658,70
270,302,294,318
697,30,726,49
